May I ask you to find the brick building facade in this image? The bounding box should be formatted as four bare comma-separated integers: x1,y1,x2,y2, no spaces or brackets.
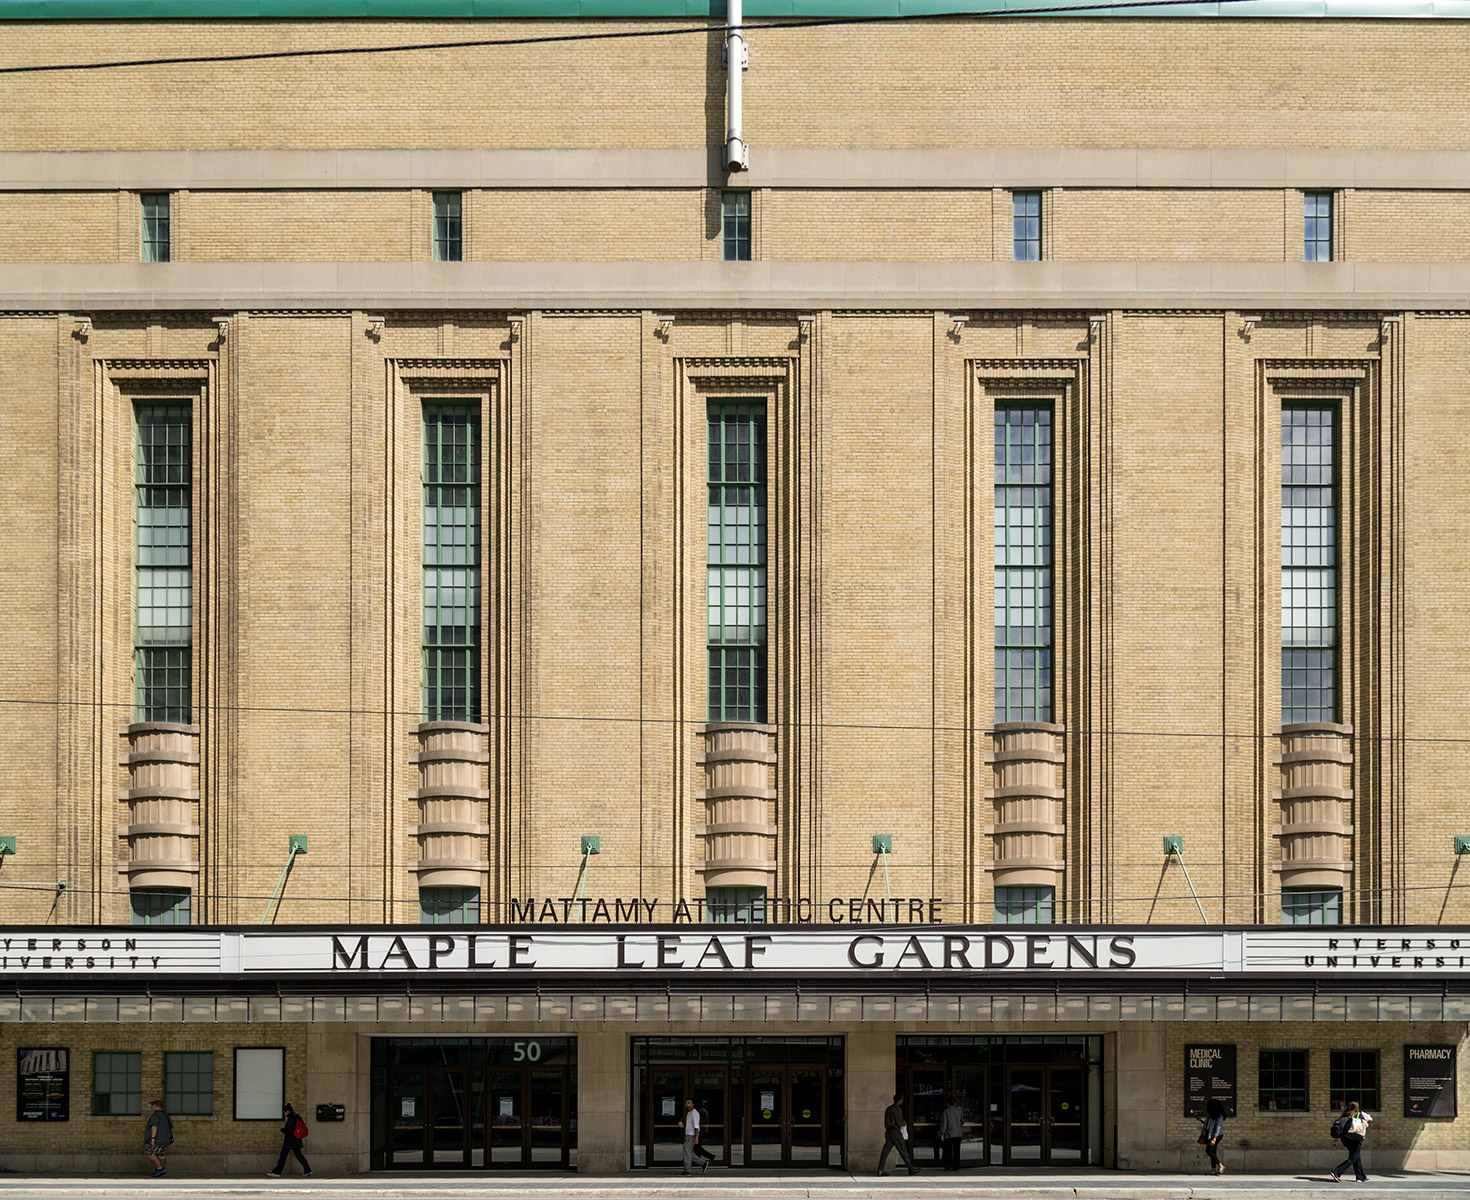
0,0,1467,1176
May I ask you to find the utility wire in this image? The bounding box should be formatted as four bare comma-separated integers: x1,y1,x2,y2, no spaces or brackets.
0,0,1268,76
0,694,1466,745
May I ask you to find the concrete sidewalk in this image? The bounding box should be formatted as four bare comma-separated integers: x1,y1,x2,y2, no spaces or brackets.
0,1171,1467,1200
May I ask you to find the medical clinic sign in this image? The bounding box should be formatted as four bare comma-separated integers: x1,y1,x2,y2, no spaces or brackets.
1,927,1468,977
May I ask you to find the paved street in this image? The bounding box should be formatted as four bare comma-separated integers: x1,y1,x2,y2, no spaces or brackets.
0,1171,1466,1200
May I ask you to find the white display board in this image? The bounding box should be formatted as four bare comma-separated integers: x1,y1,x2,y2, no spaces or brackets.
234,1047,284,1120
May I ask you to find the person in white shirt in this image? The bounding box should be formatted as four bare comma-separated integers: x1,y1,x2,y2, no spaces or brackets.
680,1097,714,1174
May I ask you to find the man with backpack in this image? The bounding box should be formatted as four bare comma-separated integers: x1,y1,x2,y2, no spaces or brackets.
267,1103,312,1178
1330,1100,1372,1183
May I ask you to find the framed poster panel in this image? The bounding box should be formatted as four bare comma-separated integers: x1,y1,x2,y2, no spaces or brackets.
17,1048,68,1121
234,1047,286,1120
1405,1046,1456,1118
1184,1044,1236,1117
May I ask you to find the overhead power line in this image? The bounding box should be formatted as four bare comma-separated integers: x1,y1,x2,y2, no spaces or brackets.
0,0,1264,76
0,693,1466,745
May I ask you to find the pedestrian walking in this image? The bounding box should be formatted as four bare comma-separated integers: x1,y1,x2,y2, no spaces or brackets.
1331,1100,1373,1183
143,1099,172,1178
1197,1097,1226,1175
267,1102,312,1178
877,1092,921,1176
679,1097,713,1174
939,1094,964,1171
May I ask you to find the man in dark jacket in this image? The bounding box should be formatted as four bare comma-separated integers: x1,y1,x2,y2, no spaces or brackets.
878,1093,920,1176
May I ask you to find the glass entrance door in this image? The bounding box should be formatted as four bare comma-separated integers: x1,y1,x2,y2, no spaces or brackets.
1003,1066,1085,1165
747,1064,827,1167
645,1066,731,1168
1046,1067,1084,1162
488,1066,570,1167
388,1066,468,1166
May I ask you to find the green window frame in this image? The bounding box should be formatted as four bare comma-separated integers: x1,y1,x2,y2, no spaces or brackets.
995,406,1052,722
1305,191,1333,261
92,1051,142,1116
164,1050,214,1116
432,191,462,262
1282,404,1337,724
708,402,766,722
1012,190,1042,261
130,887,191,926
419,886,480,924
994,885,1054,924
721,191,751,261
423,403,481,722
1330,1049,1380,1111
141,193,170,262
706,886,768,924
1258,1049,1309,1111
1282,886,1341,926
135,404,192,723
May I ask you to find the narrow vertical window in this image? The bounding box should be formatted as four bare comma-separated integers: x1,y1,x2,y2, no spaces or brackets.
141,193,170,262
420,886,480,924
994,885,1055,925
708,403,766,722
1282,886,1342,926
135,404,191,723
432,191,462,262
423,404,481,721
995,407,1052,722
1282,405,1336,723
721,191,751,262
1012,190,1042,261
1304,191,1333,261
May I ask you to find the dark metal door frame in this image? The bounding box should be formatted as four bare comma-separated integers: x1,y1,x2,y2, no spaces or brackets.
1003,1065,1085,1166
745,1063,828,1167
389,1063,470,1168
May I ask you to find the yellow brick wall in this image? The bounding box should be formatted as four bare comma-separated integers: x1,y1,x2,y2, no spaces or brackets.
760,190,991,261
1347,190,1470,260
1,307,1468,927
1057,189,1286,262
188,191,412,261
4,21,1470,151
0,192,122,261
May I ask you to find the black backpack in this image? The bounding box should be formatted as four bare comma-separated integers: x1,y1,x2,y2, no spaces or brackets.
1330,1114,1350,1139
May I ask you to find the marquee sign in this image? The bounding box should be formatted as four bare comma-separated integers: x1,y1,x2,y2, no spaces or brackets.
0,927,1466,978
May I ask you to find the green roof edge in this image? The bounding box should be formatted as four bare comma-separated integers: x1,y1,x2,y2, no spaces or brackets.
1,0,1467,17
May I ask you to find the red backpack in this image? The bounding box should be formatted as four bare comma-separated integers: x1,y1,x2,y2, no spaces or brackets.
292,1115,309,1140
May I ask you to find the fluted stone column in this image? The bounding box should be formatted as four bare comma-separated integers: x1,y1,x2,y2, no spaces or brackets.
120,722,200,890
989,721,1065,889
1277,722,1353,889
410,721,490,889
697,723,777,891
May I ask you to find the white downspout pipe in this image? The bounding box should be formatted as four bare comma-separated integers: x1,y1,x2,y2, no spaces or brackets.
725,0,748,170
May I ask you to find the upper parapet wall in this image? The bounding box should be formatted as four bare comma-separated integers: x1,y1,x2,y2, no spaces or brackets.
5,18,1470,152
1,0,1469,16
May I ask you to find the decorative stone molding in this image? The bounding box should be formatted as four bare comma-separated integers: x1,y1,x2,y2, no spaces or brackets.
409,722,490,889
696,723,778,889
1276,722,1354,888
988,722,1066,888
118,722,200,889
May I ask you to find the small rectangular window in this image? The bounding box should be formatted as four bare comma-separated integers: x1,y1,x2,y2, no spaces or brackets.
1258,1049,1309,1111
1012,190,1042,261
1282,887,1341,926
141,193,171,263
1330,1050,1380,1111
1305,191,1333,261
432,191,462,262
420,886,480,924
131,887,191,926
164,1050,214,1116
994,885,1055,924
92,1051,142,1116
721,191,751,262
706,886,767,924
